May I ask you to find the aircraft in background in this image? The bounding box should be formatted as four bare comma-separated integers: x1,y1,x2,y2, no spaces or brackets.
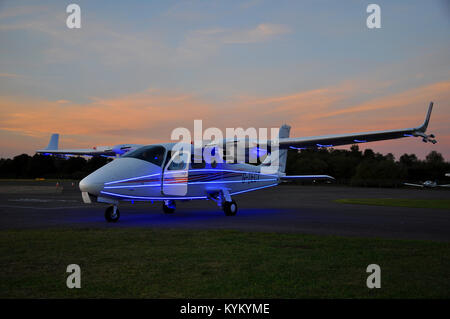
404,173,450,188
36,102,437,222
403,180,450,188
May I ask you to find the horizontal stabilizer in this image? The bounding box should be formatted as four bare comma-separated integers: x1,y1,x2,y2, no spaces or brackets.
281,175,335,181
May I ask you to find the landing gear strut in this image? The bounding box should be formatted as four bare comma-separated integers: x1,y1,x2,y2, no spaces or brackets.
163,200,176,214
105,205,120,222
207,189,238,216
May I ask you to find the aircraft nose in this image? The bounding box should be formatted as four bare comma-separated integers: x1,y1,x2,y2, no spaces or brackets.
79,173,104,196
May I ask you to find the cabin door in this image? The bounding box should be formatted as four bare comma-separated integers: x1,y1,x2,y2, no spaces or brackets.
162,150,189,196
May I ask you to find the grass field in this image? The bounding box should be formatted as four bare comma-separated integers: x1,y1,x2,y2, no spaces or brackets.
335,198,450,210
0,228,449,298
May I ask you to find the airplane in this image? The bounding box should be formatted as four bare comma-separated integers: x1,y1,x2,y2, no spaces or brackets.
403,180,450,188
37,102,437,222
404,173,450,188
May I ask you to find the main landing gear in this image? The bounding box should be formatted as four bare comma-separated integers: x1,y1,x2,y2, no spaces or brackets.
105,205,120,222
162,200,176,214
222,200,238,216
207,189,238,216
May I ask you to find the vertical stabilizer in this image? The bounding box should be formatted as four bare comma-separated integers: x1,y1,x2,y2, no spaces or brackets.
278,124,291,173
45,134,59,150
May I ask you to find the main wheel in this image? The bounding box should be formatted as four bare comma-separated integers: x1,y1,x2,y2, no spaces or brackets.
105,206,120,222
223,200,237,216
162,200,176,214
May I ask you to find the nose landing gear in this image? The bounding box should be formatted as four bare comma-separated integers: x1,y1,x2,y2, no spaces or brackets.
105,205,120,222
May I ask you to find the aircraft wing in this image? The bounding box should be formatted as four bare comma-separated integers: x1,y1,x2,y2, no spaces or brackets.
37,148,116,156
437,184,450,188
278,102,436,149
403,183,424,188
36,134,135,157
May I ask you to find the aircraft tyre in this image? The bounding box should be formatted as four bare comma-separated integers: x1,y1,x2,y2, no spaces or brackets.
163,200,176,214
223,200,237,216
105,206,120,222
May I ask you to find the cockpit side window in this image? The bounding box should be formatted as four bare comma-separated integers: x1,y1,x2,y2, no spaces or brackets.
123,145,166,166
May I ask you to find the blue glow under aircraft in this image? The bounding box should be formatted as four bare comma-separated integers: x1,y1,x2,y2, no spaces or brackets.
37,102,436,222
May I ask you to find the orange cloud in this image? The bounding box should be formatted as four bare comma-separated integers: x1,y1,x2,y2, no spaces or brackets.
0,89,212,141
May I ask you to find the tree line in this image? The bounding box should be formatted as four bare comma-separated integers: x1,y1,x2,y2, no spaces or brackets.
286,146,449,187
0,154,112,180
0,146,449,187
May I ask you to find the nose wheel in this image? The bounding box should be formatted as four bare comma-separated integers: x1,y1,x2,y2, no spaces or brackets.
105,205,120,222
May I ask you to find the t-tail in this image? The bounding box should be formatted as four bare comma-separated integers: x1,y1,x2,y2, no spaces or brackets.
277,124,291,173
260,124,291,174
272,124,335,182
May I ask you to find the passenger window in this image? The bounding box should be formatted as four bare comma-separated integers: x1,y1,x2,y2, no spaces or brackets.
191,153,206,169
167,152,189,170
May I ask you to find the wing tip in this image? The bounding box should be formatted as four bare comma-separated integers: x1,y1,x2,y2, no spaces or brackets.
418,101,434,132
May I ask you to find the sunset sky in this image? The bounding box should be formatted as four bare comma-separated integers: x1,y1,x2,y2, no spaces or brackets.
0,0,449,159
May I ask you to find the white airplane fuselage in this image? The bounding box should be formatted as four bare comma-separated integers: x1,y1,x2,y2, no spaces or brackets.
423,180,437,188
79,143,280,203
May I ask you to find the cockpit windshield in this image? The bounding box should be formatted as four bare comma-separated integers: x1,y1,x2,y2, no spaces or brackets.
123,145,166,166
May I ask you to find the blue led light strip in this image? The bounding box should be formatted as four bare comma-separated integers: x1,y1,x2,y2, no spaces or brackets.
103,178,278,189
104,183,161,189
230,183,279,195
289,146,307,150
104,172,161,185
187,169,278,177
189,179,277,185
104,168,279,185
100,191,208,200
316,143,333,148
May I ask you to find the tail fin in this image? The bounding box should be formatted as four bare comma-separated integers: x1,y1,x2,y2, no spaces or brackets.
278,124,291,173
260,124,291,174
45,134,59,150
